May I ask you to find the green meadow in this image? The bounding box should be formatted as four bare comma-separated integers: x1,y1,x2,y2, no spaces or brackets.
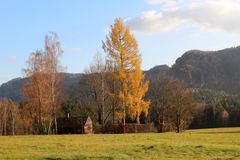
0,128,240,160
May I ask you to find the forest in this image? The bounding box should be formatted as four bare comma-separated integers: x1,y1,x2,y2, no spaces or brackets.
1,18,240,136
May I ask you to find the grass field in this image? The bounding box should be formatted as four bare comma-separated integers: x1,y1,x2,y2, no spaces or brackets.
0,128,240,160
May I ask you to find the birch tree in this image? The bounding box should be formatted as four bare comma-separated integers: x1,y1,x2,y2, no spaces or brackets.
22,32,64,134
0,98,19,136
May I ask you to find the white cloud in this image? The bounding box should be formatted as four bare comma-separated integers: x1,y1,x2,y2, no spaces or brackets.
144,0,181,6
7,54,17,61
144,0,162,5
128,0,240,34
126,10,185,33
70,48,81,53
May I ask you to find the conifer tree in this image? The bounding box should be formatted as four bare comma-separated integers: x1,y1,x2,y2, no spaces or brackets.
103,18,150,125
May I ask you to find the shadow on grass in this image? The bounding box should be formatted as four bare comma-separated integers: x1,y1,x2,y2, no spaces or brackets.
44,155,114,160
195,131,240,134
134,144,158,154
44,158,63,160
74,156,113,160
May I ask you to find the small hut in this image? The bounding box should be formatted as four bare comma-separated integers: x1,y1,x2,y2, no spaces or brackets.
57,117,84,134
57,114,88,134
84,116,93,134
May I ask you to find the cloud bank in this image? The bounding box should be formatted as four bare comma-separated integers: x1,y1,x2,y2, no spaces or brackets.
144,0,181,6
127,0,240,34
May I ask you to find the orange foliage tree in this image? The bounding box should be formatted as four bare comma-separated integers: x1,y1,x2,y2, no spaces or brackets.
103,18,150,125
22,33,64,134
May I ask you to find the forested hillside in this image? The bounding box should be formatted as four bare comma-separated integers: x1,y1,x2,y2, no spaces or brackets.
1,46,240,101
170,46,240,94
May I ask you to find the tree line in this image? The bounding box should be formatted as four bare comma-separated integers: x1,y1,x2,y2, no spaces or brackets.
1,18,239,135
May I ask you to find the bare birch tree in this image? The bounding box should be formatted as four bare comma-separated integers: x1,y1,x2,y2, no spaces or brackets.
44,33,64,134
0,98,19,136
22,32,64,134
168,80,194,133
84,53,108,125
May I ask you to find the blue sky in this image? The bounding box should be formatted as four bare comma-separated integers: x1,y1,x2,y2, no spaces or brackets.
0,0,240,85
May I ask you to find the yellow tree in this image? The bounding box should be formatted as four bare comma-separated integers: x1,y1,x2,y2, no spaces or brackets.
102,18,150,125
128,65,150,124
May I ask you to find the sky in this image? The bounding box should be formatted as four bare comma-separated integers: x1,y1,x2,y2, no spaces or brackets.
0,0,240,85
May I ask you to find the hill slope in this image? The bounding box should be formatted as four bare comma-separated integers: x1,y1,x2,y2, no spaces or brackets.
1,46,240,101
0,73,83,102
170,46,240,94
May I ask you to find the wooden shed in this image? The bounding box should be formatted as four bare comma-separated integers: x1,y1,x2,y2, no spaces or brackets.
57,116,86,134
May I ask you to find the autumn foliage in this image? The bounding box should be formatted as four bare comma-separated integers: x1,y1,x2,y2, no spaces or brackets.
0,18,199,135
103,18,150,124
22,33,63,134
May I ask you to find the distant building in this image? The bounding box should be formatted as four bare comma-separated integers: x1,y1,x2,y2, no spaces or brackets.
57,115,88,134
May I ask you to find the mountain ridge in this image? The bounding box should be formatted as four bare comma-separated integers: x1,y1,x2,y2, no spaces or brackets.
1,45,240,102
